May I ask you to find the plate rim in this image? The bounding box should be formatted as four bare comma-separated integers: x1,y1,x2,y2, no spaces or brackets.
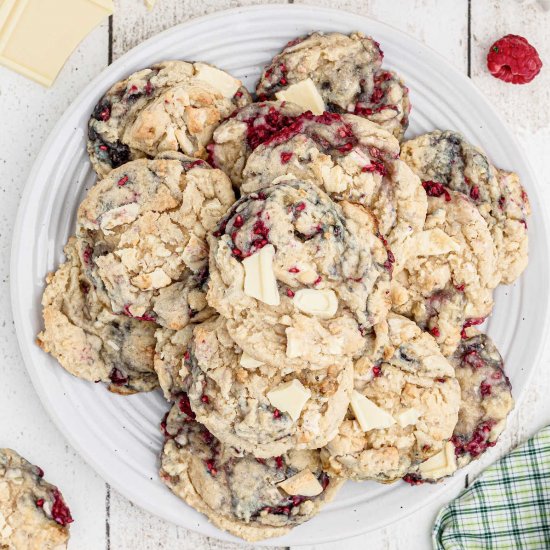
10,4,550,546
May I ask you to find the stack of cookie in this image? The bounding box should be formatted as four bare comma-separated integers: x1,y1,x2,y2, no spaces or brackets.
36,32,528,542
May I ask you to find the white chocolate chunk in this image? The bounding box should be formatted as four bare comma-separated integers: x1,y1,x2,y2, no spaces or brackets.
194,63,241,97
100,203,140,232
144,0,156,9
132,267,172,290
418,441,457,480
276,78,325,115
423,354,454,376
127,304,147,318
242,244,280,306
396,408,421,428
267,379,311,421
408,229,461,257
278,468,323,497
293,289,338,318
0,0,114,87
285,327,304,358
239,352,264,369
350,390,395,432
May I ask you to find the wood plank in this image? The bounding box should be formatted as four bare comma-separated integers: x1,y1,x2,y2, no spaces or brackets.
111,0,285,60
294,0,468,72
0,19,110,550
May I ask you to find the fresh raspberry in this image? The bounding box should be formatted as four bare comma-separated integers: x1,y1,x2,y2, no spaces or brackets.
487,34,542,84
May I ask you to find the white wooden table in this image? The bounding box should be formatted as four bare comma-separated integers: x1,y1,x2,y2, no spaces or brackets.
1,1,549,548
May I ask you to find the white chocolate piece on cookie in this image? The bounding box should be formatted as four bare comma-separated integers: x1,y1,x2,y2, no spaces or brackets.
293,289,338,318
396,408,421,428
418,441,457,480
242,244,280,306
278,469,323,497
194,63,241,97
267,379,312,421
239,352,264,369
276,78,325,115
350,390,395,432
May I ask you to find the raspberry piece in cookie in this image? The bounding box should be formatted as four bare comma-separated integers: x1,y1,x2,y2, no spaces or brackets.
186,316,353,458
401,130,530,284
208,100,305,185
37,238,158,394
406,333,513,483
207,179,390,371
159,403,342,542
87,60,251,176
487,34,542,85
321,314,460,482
241,112,426,257
0,448,72,549
76,154,233,330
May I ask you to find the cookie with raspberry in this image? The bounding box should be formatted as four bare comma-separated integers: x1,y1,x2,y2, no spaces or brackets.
186,316,353,458
321,314,460,482
207,100,305,185
241,112,426,257
88,60,251,176
256,33,409,139
159,401,343,542
450,333,513,467
405,333,513,483
76,154,234,330
353,69,410,140
0,448,72,550
391,188,500,356
207,179,391,371
401,130,530,284
37,238,158,394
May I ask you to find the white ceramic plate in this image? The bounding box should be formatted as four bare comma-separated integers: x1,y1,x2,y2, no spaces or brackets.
11,5,550,546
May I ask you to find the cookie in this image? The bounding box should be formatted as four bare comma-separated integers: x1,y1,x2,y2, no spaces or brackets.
391,188,500,356
0,449,72,550
207,178,391,370
153,325,195,401
355,69,410,140
451,333,513,466
207,100,305,186
256,33,409,139
186,316,353,458
88,60,251,176
241,111,426,255
321,314,460,482
37,238,158,394
405,333,513,483
159,401,343,542
401,130,530,284
76,154,234,330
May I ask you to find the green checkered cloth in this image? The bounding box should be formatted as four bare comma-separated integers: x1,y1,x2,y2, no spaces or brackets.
433,425,550,549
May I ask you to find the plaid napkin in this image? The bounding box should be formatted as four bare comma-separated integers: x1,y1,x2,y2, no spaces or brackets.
433,426,550,549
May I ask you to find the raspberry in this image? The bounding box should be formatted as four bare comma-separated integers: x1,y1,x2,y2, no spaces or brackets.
487,34,542,84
